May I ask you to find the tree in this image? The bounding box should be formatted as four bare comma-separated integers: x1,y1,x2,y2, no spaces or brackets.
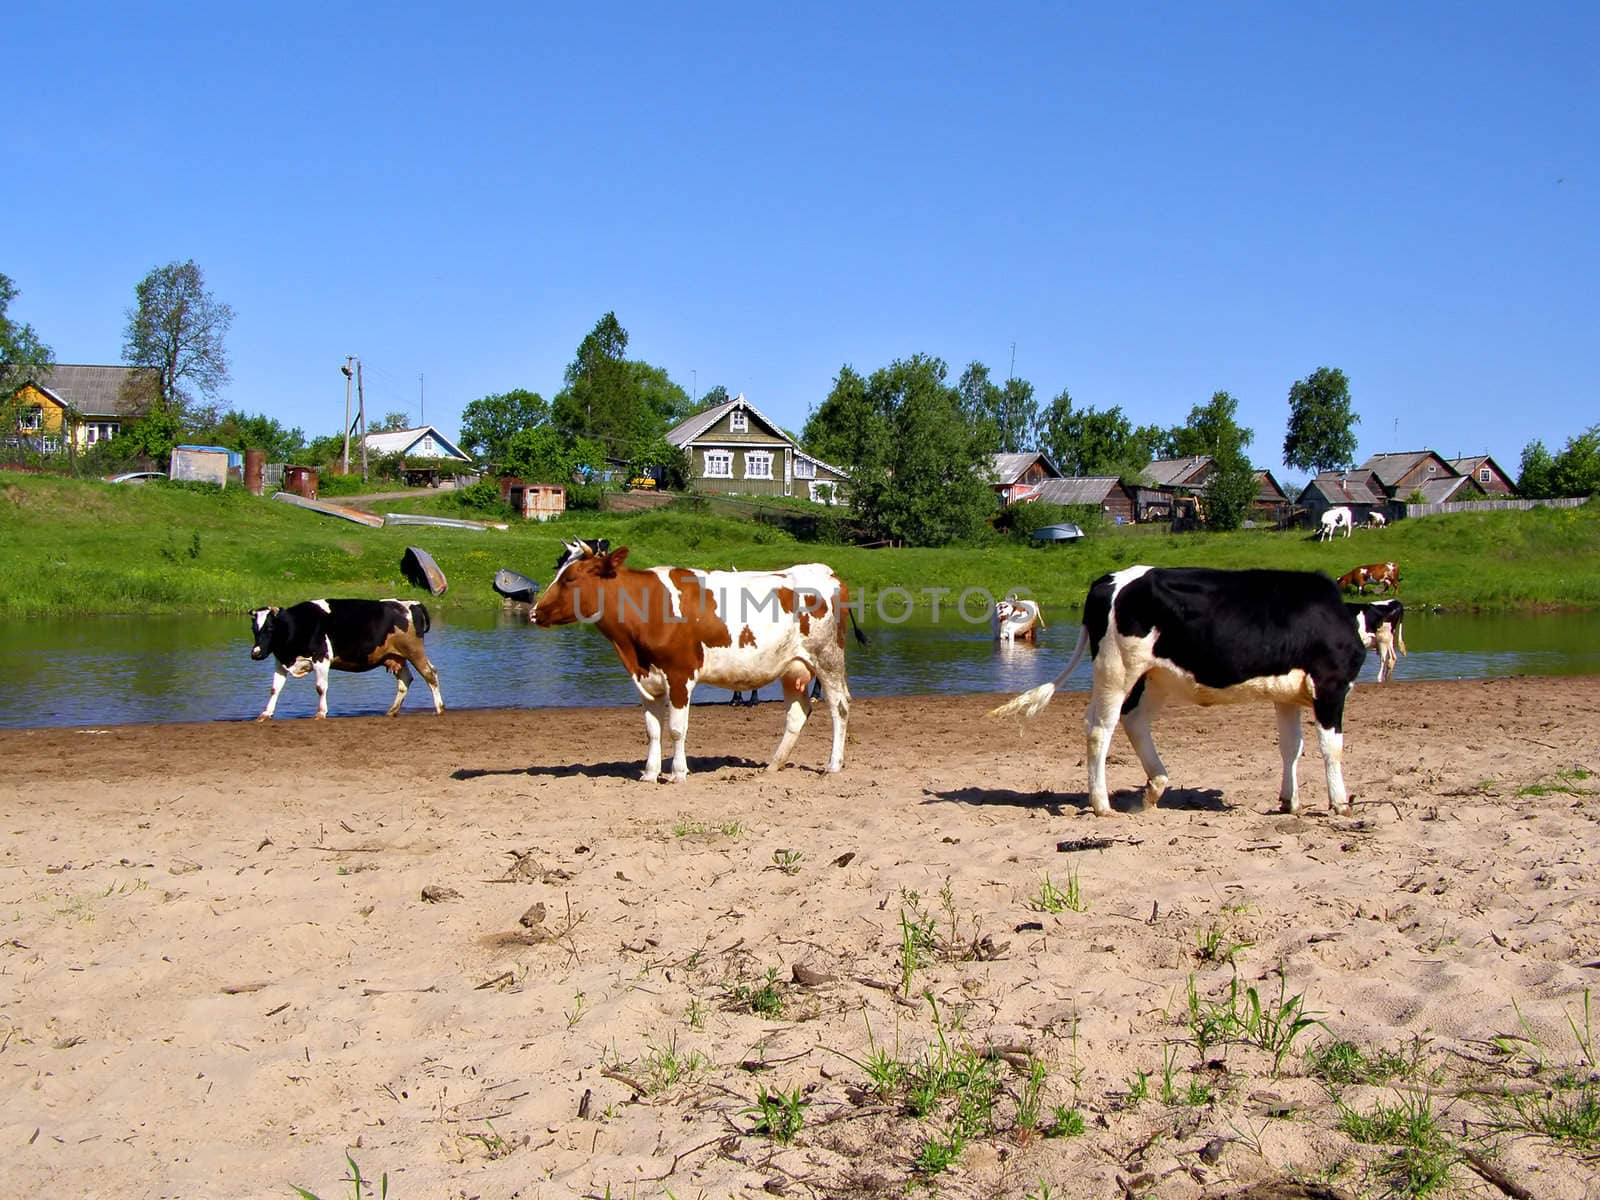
807,356,994,545
956,362,1033,455
501,425,605,484
1171,391,1253,461
1202,453,1259,531
552,312,636,454
459,389,549,464
2,274,54,458
1550,425,1600,496
1518,439,1556,498
1,273,53,397
205,409,307,461
122,260,234,423
690,384,730,414
628,361,693,429
1283,367,1359,474
1035,391,1157,479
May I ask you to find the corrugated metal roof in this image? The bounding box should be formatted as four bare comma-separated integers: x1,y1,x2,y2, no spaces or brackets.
19,364,158,417
1415,475,1474,503
1029,476,1123,504
1139,455,1213,487
1300,474,1385,505
1357,451,1442,487
991,452,1058,484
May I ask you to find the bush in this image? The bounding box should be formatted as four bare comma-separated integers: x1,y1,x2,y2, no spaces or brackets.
567,482,603,511
448,478,514,518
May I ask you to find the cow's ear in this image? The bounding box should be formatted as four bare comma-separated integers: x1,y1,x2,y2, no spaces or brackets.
601,546,630,574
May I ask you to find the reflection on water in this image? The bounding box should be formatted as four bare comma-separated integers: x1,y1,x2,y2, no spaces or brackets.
0,607,1597,730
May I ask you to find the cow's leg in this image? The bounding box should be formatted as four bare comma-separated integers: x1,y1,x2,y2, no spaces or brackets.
1085,682,1129,817
387,661,413,716
411,650,444,713
640,695,667,782
312,659,331,719
1276,703,1305,812
767,665,815,772
1312,686,1352,814
1119,690,1169,809
816,669,850,774
258,664,289,720
665,679,694,782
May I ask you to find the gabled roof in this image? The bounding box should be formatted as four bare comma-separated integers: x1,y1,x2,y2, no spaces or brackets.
665,392,789,447
1140,455,1213,487
1357,451,1456,487
793,447,852,480
1449,455,1512,481
1027,476,1126,505
991,451,1060,485
14,364,158,418
360,425,471,462
1298,473,1385,506
1253,469,1288,503
1414,474,1477,503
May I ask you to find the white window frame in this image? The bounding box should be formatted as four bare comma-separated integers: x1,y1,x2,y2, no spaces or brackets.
42,435,60,453
1478,468,1491,483
703,450,733,479
809,480,836,504
794,457,816,480
744,450,772,480
729,409,748,433
20,406,42,431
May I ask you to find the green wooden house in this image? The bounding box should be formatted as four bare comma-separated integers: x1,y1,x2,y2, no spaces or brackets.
664,393,849,503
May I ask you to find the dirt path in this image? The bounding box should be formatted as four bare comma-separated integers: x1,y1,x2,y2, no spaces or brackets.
2,679,1598,1199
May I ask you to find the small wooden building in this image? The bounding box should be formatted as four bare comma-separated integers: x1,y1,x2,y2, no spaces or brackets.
500,477,566,521
1449,455,1517,497
1027,476,1140,524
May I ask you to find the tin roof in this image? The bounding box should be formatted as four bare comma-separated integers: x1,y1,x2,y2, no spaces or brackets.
17,364,158,418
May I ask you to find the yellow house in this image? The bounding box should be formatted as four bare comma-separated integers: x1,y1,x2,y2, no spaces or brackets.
8,364,158,454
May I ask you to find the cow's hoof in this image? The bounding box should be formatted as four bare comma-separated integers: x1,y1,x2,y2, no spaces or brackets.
1091,805,1118,818
1279,798,1299,814
667,772,688,784
824,762,843,774
313,713,327,721
640,769,661,783
254,714,270,723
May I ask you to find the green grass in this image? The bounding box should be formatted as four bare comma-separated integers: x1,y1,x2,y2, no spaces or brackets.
3,471,1599,617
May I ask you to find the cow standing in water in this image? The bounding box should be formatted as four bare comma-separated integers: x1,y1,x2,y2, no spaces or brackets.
1348,599,1408,682
991,566,1366,816
249,599,443,719
993,595,1044,643
531,540,865,780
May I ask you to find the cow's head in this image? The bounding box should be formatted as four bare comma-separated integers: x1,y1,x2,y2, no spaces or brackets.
249,606,280,660
995,596,1018,623
532,540,628,627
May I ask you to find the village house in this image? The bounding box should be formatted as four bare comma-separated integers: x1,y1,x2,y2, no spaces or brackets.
1296,449,1494,523
1027,475,1142,524
6,364,157,455
358,425,473,485
664,393,849,503
1449,454,1518,496
990,451,1060,504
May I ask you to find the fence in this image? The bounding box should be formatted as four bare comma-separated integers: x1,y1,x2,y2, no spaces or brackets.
1403,496,1590,519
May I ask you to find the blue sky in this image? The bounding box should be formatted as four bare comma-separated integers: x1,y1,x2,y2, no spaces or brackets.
7,2,1595,480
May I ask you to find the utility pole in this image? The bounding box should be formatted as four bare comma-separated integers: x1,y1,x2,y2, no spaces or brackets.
356,359,368,481
341,358,354,473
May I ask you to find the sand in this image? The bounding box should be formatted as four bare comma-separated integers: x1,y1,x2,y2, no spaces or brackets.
2,677,1598,1200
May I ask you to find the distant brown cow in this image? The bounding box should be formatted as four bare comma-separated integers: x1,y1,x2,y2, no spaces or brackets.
1337,561,1400,595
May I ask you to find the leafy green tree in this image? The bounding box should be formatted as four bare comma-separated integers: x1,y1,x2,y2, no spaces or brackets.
627,434,690,489
1036,391,1156,479
1283,367,1359,473
552,311,636,454
995,376,1038,455
118,404,184,464
1,272,53,396
459,389,549,463
688,384,730,415
122,259,234,423
628,361,693,429
501,425,605,484
1517,439,1555,498
956,362,1033,455
373,411,411,433
808,356,994,545
1551,425,1600,496
205,409,307,461
1,273,54,459
1171,391,1253,461
1202,452,1259,531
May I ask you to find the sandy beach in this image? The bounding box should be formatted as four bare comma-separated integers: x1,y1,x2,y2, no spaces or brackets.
3,677,1598,1199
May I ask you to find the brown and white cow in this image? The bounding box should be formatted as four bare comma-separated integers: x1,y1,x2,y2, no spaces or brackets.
531,540,863,781
993,595,1044,642
1336,561,1401,594
1366,512,1388,530
1348,599,1407,683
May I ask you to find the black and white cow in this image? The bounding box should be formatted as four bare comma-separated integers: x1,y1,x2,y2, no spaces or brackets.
248,599,444,720
991,566,1366,816
1347,599,1407,683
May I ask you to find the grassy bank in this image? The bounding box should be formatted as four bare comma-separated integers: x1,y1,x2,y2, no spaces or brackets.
3,470,1598,618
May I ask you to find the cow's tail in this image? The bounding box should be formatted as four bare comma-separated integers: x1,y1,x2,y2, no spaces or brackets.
410,602,432,637
989,623,1090,720
848,606,869,646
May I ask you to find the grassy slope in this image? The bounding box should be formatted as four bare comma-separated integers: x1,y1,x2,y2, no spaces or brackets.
2,471,1598,617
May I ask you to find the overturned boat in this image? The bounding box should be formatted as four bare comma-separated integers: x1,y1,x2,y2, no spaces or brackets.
492,567,540,604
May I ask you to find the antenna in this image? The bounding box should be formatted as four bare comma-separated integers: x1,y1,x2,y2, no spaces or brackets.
1009,341,1017,379
419,372,425,426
